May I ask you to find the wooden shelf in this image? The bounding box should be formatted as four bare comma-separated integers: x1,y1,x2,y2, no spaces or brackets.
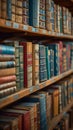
0,69,73,109
49,100,73,130
0,19,73,40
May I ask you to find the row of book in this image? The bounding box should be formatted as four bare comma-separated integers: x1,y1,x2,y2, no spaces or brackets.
53,108,73,130
0,0,73,34
0,75,73,130
0,40,73,98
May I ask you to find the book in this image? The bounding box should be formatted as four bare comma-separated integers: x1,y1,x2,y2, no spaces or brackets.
0,86,17,98
0,68,16,77
0,81,16,90
0,54,15,61
48,88,59,117
0,61,15,68
20,42,32,88
0,75,16,84
39,44,47,82
45,46,50,79
29,0,39,27
0,45,15,55
32,43,39,85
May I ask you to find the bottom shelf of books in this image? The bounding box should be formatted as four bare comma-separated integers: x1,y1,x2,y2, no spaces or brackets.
0,73,73,130
0,69,73,109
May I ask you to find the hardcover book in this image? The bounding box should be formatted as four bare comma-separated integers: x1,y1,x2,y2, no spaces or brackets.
20,42,32,88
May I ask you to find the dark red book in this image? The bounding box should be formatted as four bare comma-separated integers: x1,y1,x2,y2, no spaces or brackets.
19,42,32,88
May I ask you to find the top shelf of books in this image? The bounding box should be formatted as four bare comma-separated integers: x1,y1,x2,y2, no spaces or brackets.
0,19,73,40
0,0,73,40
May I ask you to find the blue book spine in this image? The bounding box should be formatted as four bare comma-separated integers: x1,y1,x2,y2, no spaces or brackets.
24,95,48,130
0,61,15,68
50,49,54,77
0,45,15,55
7,0,12,20
46,47,50,79
29,0,39,27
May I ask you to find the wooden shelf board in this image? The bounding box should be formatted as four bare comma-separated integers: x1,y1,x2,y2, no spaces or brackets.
49,100,73,130
0,69,73,109
0,19,73,40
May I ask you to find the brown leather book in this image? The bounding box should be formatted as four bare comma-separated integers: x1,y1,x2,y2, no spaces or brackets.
0,68,16,77
0,54,15,61
32,44,39,86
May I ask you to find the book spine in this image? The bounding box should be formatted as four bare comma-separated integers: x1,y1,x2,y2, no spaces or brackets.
1,1,7,19
20,42,32,88
0,68,16,77
0,75,16,84
0,86,17,98
7,0,12,20
0,54,15,61
0,61,15,68
32,44,39,85
0,45,15,55
46,47,50,79
50,49,54,78
0,81,16,90
29,0,39,27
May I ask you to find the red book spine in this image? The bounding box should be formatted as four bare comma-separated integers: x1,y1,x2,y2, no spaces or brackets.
0,75,16,84
22,112,31,130
20,42,27,87
20,42,32,87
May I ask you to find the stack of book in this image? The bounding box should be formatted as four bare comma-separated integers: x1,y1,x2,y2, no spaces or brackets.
0,43,17,98
0,75,73,129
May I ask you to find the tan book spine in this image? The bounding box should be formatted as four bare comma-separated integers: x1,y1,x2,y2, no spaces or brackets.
0,68,16,77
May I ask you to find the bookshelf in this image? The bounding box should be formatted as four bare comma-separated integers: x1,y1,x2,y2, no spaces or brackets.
0,0,73,129
0,69,72,109
0,19,73,40
49,99,73,130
